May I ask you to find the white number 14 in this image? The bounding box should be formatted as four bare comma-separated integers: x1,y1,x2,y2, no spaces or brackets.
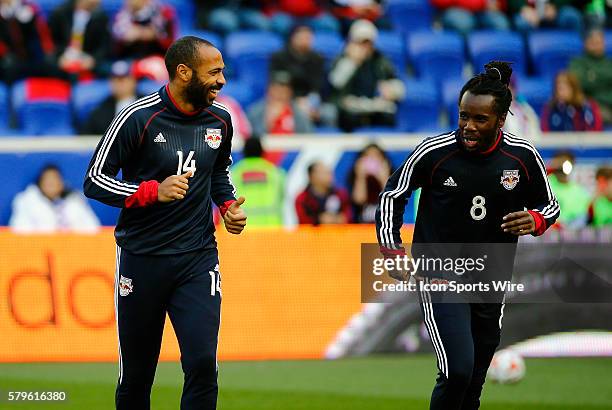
177,150,196,176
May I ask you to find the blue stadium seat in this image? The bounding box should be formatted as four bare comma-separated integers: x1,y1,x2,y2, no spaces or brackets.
606,31,612,56
12,78,74,136
100,0,123,18
442,77,464,126
225,31,284,95
516,76,551,117
0,83,9,132
137,80,165,96
313,32,344,63
396,78,440,132
385,0,433,33
0,152,120,226
528,30,582,78
72,80,111,126
408,31,465,83
178,30,223,52
166,0,195,31
35,0,64,15
468,30,526,76
219,80,257,110
376,31,407,74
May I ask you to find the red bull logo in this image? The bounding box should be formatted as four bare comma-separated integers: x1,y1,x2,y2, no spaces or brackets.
501,170,520,190
205,128,222,149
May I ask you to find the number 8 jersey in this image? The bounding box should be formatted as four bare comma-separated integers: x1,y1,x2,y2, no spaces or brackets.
84,85,236,255
376,130,560,246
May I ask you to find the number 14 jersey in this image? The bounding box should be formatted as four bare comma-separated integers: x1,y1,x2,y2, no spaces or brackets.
84,85,236,255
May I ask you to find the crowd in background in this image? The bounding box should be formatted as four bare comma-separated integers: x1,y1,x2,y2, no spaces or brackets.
1,0,612,134
2,0,612,229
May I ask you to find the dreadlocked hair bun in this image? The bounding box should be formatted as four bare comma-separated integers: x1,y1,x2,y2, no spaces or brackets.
484,61,512,88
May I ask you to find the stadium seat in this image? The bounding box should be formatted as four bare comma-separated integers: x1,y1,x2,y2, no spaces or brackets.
313,32,344,64
178,30,223,52
408,30,465,83
0,83,9,132
100,0,123,18
468,31,527,76
35,0,63,15
225,31,284,95
12,78,74,136
137,80,165,96
376,31,407,75
166,0,196,31
396,78,441,132
516,76,551,117
218,80,257,110
72,80,111,126
606,31,612,56
442,77,465,126
527,31,582,78
385,0,433,34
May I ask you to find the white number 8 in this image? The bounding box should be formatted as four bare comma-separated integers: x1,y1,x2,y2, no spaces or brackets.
470,195,486,221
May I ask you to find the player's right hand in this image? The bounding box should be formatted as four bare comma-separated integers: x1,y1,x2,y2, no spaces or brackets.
158,171,192,202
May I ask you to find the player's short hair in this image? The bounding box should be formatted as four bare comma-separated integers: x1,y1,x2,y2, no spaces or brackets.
595,166,612,180
459,61,513,118
165,36,215,80
243,137,263,158
307,161,323,177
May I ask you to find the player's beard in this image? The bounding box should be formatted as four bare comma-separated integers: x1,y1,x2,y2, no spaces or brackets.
185,72,219,110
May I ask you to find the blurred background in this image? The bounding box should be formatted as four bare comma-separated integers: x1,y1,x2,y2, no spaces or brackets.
0,0,611,408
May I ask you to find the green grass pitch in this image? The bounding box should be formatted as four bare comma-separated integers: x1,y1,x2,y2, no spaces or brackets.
1,355,611,409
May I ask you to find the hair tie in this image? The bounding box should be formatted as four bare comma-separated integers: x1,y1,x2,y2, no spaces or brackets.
490,67,502,81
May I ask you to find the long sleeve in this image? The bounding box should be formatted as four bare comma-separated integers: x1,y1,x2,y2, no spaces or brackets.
210,120,237,208
83,107,143,208
376,140,430,248
524,145,560,235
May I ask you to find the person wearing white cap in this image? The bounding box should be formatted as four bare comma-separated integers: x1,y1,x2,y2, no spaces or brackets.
328,19,405,132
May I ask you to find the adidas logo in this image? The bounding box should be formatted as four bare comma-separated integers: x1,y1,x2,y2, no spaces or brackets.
154,133,166,143
443,176,457,187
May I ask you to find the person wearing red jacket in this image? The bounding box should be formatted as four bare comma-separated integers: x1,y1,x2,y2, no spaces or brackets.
431,0,510,35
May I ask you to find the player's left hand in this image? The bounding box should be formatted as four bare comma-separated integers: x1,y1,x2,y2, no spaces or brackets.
501,211,535,236
223,196,247,234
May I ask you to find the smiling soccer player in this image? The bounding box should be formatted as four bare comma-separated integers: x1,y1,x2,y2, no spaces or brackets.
376,61,559,409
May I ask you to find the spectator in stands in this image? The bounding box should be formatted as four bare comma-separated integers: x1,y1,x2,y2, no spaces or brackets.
49,0,111,79
547,151,590,228
431,0,510,35
509,0,583,33
80,61,141,135
112,0,176,60
198,1,267,36
295,161,351,225
9,164,100,232
248,72,313,135
329,19,405,132
588,166,612,226
541,71,603,132
0,0,57,83
231,137,285,227
570,29,612,125
504,78,541,140
270,24,336,127
347,143,392,223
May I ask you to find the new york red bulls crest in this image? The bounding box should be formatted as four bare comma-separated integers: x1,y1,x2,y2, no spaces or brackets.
205,128,222,149
501,170,520,190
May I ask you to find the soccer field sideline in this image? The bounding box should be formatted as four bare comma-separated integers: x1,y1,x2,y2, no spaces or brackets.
1,355,611,409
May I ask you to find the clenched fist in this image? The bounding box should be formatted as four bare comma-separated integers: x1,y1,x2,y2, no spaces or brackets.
158,171,192,202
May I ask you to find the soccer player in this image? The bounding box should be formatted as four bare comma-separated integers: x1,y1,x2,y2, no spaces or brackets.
375,61,559,409
83,36,247,410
